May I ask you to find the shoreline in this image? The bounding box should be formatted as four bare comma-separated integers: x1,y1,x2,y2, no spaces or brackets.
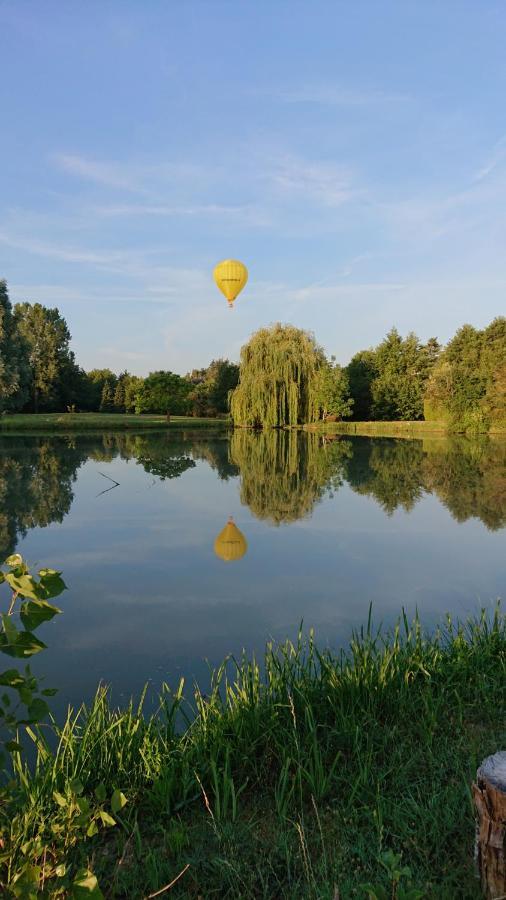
4,609,505,897
0,413,229,432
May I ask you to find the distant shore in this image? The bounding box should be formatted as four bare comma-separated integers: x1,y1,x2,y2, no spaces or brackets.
0,413,229,432
304,419,506,437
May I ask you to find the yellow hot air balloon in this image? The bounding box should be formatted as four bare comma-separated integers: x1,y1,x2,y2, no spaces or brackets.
213,259,248,309
214,517,248,562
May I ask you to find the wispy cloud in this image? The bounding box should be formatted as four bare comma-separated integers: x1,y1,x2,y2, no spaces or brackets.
270,156,357,207
54,154,144,192
0,231,127,266
92,202,270,226
473,134,506,182
53,153,207,195
274,84,408,106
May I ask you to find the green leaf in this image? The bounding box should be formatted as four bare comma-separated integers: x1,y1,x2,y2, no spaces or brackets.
0,668,24,687
77,796,90,813
11,863,41,899
27,698,49,721
86,820,99,837
0,631,47,658
2,614,18,642
6,554,23,567
71,869,104,899
0,571,5,584
94,782,106,802
99,810,116,827
71,778,84,795
20,599,61,631
41,687,58,696
5,740,22,752
5,573,43,601
111,789,127,814
38,570,67,599
18,685,33,705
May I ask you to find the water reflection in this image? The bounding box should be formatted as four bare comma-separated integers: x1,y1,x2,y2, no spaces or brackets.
229,429,352,524
214,517,248,562
0,430,504,561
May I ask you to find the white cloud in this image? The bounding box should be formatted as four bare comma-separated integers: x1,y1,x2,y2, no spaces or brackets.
473,134,506,182
54,154,143,192
270,156,357,207
274,84,407,106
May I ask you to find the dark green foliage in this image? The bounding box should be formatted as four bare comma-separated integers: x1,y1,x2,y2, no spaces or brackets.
187,359,239,417
84,369,118,411
13,302,81,413
135,371,192,415
425,317,506,430
347,330,440,421
99,380,114,412
313,359,353,420
0,281,29,413
346,349,377,420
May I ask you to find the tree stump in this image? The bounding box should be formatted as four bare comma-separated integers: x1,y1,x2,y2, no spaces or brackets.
473,751,506,898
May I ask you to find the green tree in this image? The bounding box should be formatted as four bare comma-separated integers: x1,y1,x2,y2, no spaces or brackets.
83,369,118,411
230,324,327,427
187,359,239,417
370,329,440,421
13,302,79,412
346,349,377,420
135,371,191,415
123,374,144,413
424,317,506,429
313,360,353,421
100,381,114,412
113,374,127,412
0,281,29,412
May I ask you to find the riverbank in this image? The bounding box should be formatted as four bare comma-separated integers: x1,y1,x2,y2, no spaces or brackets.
0,413,227,432
305,419,506,438
4,610,505,898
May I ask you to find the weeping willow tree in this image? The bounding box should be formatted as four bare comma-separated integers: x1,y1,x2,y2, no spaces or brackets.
229,429,352,524
230,324,326,427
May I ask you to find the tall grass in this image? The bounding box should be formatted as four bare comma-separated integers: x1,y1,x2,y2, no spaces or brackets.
3,609,505,897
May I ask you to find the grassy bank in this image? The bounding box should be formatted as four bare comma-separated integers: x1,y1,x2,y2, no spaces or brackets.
305,420,449,438
3,610,506,898
305,420,506,438
0,413,227,432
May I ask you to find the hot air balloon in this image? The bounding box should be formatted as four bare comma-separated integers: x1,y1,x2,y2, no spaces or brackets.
213,259,248,309
214,517,248,562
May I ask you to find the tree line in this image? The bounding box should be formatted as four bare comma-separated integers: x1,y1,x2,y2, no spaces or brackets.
0,280,238,417
1,279,504,427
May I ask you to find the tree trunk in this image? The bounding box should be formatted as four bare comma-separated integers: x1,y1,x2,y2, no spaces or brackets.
473,751,506,898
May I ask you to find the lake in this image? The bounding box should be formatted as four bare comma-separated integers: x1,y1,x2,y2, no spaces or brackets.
2,429,505,714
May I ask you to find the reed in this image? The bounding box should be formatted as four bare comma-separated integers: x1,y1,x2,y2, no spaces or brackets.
3,609,506,897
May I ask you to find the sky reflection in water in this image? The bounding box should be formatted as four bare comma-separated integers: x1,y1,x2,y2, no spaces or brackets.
1,430,504,713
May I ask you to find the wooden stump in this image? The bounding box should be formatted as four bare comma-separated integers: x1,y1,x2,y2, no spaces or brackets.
473,751,506,898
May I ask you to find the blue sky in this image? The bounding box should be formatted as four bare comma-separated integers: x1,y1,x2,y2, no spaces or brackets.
1,1,506,375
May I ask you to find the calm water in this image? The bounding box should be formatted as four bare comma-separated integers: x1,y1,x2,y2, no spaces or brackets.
2,429,505,713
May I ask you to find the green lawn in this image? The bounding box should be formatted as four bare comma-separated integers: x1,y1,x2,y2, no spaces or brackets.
0,413,228,432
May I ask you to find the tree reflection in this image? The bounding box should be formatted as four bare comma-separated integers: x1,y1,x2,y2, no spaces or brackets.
0,436,89,558
229,429,352,524
342,438,425,514
342,435,506,530
0,430,504,559
421,437,506,530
